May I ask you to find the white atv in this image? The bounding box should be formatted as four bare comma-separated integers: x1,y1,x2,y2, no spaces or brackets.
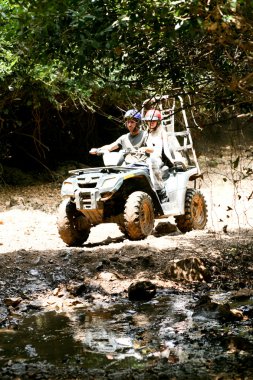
57,95,207,246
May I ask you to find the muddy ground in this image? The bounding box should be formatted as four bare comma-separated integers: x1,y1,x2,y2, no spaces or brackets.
0,146,253,379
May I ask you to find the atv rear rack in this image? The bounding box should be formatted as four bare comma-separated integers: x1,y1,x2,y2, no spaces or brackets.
141,95,201,175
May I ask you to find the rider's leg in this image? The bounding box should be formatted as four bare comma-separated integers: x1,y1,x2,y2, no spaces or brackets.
147,156,168,202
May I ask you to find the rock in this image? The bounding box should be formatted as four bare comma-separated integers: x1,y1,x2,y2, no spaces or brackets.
222,336,253,352
97,271,117,281
155,221,177,235
193,295,243,321
29,269,39,276
230,308,244,320
9,196,25,209
164,257,211,282
244,306,253,318
96,262,104,271
230,289,253,301
128,281,156,301
4,297,22,307
138,255,155,268
66,281,87,296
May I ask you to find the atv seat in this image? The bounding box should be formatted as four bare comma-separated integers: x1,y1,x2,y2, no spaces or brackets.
163,132,188,168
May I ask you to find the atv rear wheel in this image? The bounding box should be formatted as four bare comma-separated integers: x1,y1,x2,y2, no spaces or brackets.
57,199,91,246
117,220,127,235
123,191,154,240
175,189,207,233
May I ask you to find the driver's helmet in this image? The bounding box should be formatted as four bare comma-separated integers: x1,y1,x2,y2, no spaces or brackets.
143,109,162,121
124,109,141,123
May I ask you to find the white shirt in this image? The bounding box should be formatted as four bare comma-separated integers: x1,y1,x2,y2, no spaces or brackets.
146,127,164,158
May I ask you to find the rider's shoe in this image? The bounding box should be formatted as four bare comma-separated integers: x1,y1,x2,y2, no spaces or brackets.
157,188,168,203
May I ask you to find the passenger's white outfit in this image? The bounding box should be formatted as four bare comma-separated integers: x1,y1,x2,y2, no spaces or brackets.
145,127,165,191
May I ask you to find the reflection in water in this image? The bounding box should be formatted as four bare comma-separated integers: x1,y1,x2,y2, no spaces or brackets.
0,292,189,366
0,291,253,369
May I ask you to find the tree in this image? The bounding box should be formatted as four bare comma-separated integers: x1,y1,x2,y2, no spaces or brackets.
0,0,252,169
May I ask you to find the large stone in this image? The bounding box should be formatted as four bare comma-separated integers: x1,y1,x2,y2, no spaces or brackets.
128,281,156,301
155,221,177,235
164,257,211,282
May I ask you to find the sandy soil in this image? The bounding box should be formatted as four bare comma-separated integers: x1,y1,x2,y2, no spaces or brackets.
0,147,252,255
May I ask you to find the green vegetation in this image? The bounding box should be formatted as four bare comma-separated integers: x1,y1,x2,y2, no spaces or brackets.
0,0,252,170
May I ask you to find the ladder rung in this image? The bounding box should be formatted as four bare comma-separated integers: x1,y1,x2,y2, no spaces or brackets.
166,131,189,136
176,145,193,151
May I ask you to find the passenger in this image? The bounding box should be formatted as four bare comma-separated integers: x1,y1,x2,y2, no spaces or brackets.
89,109,147,164
140,109,172,203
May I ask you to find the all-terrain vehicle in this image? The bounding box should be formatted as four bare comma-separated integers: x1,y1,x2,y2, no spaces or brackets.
57,95,208,246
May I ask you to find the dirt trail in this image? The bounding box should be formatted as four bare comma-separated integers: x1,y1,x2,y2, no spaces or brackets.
0,147,252,254
0,148,252,300
0,147,252,380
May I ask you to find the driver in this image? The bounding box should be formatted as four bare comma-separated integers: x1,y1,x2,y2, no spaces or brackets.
90,109,147,164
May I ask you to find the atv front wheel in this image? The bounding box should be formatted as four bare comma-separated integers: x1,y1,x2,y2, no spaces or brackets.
175,189,207,233
57,199,91,246
123,191,154,240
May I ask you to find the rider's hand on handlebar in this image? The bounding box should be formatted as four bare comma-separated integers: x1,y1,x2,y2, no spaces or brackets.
89,148,99,155
89,148,111,156
138,147,148,153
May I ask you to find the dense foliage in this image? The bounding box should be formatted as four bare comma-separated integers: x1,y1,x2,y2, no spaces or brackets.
0,0,252,170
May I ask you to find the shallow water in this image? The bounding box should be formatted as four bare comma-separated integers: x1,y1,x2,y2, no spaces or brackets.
1,290,253,373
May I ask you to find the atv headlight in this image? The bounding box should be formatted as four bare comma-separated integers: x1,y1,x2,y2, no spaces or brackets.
61,181,75,197
100,177,119,190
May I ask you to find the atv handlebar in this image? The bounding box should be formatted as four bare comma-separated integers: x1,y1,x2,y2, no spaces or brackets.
89,148,187,171
89,148,146,156
89,148,109,156
89,148,148,167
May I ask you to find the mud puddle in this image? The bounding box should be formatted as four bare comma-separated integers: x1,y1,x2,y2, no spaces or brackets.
1,291,191,367
1,290,253,379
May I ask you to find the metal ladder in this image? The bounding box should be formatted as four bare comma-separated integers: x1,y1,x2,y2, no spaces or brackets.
142,95,201,174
